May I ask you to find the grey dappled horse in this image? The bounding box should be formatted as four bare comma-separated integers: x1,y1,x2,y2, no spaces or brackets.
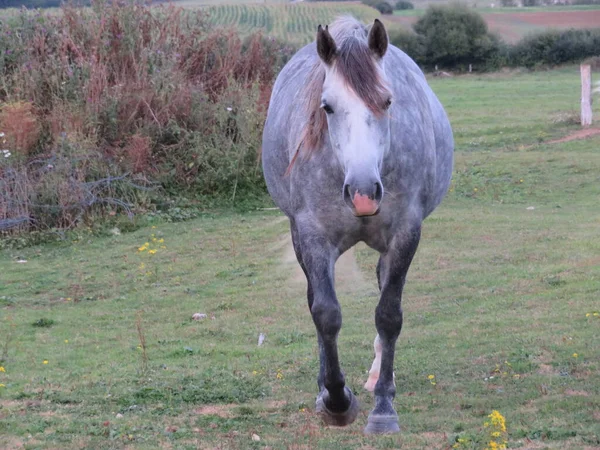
261,17,453,434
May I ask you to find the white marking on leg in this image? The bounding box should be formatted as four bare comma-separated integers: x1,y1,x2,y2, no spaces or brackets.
364,334,395,392
364,334,382,391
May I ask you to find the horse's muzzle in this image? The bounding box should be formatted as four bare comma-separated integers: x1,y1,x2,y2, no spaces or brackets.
343,181,383,216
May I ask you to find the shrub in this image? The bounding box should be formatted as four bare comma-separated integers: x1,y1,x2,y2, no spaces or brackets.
389,28,424,62
395,0,414,9
509,28,600,68
0,102,40,157
0,2,294,234
375,2,394,14
413,4,501,70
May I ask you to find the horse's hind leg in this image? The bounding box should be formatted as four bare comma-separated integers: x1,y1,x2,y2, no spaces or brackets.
291,221,359,427
365,224,421,434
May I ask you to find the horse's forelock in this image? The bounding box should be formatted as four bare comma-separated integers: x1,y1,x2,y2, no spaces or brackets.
336,38,391,117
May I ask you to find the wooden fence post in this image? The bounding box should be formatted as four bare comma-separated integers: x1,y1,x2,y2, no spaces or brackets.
580,64,592,127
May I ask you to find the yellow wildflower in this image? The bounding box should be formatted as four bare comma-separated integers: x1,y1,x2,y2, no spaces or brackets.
148,249,157,255
572,353,578,358
488,410,507,432
594,312,599,316
64,340,69,343
43,360,49,365
158,238,164,243
0,366,5,372
428,374,435,380
586,313,591,317
0,384,5,388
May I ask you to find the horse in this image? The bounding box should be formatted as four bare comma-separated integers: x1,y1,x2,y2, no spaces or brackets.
261,17,454,434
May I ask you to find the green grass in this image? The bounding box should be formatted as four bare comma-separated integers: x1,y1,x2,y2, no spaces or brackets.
1,67,600,449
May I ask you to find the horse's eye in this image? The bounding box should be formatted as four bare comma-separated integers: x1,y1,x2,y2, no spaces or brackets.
321,102,334,114
384,98,392,110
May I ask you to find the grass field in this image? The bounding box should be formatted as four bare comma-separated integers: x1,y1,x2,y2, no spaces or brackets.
1,66,600,449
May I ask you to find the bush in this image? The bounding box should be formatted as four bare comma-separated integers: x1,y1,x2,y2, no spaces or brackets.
395,0,414,9
413,4,501,70
0,2,295,235
389,28,424,62
375,2,394,14
509,28,600,68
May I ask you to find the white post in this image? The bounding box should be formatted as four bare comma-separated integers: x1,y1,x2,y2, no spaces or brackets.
581,64,592,127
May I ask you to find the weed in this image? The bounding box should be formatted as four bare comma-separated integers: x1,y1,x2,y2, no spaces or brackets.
31,318,55,328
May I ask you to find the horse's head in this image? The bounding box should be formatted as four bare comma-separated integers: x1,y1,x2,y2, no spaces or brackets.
317,19,392,217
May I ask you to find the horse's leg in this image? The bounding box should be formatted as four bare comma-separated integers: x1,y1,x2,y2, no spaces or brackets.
365,224,421,434
290,221,325,393
365,258,395,392
291,221,358,426
364,334,382,391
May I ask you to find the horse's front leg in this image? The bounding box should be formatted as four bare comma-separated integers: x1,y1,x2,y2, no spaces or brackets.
365,224,421,434
292,223,359,426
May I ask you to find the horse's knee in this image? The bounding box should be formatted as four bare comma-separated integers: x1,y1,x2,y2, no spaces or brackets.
375,305,403,337
311,302,342,336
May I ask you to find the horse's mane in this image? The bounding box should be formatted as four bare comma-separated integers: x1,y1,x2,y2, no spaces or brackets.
288,16,391,173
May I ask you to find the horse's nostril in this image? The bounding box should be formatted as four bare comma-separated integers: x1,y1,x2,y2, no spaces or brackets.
343,184,353,207
374,182,383,202
343,184,351,199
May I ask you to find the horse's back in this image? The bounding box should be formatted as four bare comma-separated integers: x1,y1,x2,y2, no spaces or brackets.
385,46,453,217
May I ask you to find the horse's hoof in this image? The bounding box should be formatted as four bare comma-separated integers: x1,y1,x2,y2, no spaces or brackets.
364,413,400,434
315,387,359,427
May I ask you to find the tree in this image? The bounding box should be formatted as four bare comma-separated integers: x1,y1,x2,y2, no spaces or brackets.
413,4,501,70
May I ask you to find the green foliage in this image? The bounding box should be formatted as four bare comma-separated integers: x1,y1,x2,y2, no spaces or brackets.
389,28,424,61
510,28,600,68
395,0,414,9
32,318,55,328
374,1,394,14
412,4,501,70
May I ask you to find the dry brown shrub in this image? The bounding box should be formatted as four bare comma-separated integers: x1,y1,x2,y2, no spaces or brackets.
123,134,153,174
0,102,40,156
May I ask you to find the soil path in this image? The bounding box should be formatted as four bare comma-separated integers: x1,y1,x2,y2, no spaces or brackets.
547,127,600,144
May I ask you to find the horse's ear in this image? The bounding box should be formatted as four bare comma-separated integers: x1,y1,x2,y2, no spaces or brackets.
368,19,388,60
317,24,336,66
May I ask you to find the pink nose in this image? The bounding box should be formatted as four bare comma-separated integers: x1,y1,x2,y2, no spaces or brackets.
352,192,379,216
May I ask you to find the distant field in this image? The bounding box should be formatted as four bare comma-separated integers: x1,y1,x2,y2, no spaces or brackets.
389,8,600,42
180,2,380,45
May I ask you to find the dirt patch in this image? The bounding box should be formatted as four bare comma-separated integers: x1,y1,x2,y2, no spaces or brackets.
547,128,600,144
564,389,590,397
537,364,554,375
193,404,235,418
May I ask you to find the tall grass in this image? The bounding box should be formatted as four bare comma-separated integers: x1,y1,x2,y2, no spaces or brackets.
0,0,294,235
